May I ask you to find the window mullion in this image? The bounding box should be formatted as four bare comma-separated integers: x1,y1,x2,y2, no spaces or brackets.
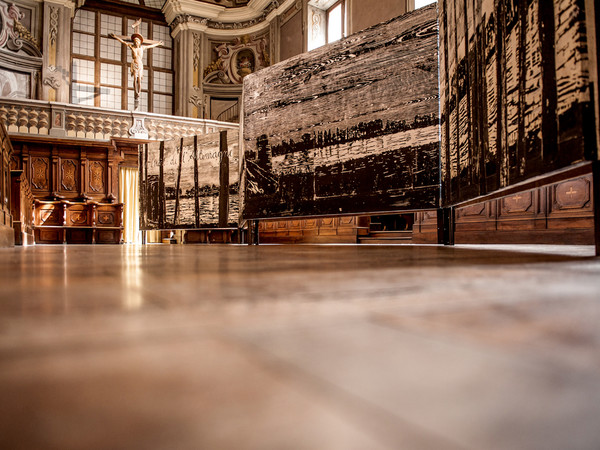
121,16,128,110
147,21,153,113
94,11,101,108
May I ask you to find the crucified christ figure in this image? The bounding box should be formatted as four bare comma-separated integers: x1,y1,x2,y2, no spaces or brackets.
110,19,163,108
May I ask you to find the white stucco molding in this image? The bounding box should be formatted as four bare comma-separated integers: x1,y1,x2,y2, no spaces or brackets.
35,0,80,16
166,0,296,38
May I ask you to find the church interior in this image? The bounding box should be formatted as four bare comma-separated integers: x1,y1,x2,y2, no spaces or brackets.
1,0,600,448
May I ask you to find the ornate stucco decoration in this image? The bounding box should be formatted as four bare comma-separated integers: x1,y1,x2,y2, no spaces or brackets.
203,58,223,78
0,2,41,55
171,13,270,31
168,0,284,33
193,32,201,70
49,6,59,46
188,87,205,116
204,35,268,84
189,93,202,108
43,75,61,90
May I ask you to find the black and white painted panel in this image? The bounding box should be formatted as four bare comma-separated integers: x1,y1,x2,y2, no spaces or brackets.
440,0,596,205
140,130,239,230
242,5,440,219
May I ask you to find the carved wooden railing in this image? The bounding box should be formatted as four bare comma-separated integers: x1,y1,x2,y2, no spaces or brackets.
0,98,238,141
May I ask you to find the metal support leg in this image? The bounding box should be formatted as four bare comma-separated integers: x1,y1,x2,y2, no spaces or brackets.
437,207,454,246
592,161,600,256
253,219,260,245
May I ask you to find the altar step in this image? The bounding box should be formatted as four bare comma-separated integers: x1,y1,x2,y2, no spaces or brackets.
358,230,412,244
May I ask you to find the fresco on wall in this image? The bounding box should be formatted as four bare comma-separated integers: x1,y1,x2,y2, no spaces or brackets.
140,131,239,230
438,0,596,205
242,5,440,219
0,69,30,98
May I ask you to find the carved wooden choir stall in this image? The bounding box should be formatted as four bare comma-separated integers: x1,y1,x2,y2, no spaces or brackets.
9,135,128,244
34,199,122,244
0,122,14,246
10,170,34,245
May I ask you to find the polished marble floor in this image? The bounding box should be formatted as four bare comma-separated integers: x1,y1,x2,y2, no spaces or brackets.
1,243,600,449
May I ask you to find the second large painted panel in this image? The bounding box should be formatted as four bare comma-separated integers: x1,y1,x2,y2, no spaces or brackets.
140,130,239,230
242,5,440,219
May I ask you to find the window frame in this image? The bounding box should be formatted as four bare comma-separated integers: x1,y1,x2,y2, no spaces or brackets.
326,0,346,44
70,8,174,114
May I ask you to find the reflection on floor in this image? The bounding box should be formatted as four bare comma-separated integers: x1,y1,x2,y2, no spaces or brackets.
1,244,599,449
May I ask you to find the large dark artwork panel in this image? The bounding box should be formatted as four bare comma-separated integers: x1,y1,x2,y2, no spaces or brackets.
140,130,239,230
242,5,440,219
439,0,597,206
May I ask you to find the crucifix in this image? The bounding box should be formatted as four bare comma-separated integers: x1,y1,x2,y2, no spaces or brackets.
110,19,163,111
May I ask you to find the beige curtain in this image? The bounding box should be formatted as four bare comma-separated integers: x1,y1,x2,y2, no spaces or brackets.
119,167,140,244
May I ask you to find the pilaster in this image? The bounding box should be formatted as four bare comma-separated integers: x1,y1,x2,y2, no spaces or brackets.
174,28,201,118
269,15,280,65
42,2,73,103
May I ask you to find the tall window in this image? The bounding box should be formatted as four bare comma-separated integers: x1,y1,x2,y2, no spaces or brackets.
71,10,173,114
327,1,345,43
308,0,346,51
414,0,436,9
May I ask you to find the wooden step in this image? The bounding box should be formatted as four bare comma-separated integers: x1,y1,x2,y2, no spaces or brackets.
366,230,412,239
359,230,412,244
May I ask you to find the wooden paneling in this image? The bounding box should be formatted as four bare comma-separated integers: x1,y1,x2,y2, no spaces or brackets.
413,210,439,244
31,157,50,192
88,161,106,194
454,172,594,244
10,136,123,203
439,0,597,206
10,170,34,245
184,228,239,244
0,122,14,247
258,216,370,244
243,5,440,220
60,159,78,193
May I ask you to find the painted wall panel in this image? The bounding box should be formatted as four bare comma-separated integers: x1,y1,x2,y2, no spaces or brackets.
140,130,239,230
440,0,596,205
242,5,440,219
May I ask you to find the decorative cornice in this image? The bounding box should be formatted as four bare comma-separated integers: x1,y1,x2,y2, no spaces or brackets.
164,0,274,23
43,0,81,17
167,0,295,37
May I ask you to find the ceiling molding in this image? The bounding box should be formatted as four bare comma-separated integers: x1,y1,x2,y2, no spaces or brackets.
41,0,81,16
168,0,297,37
162,0,298,23
164,0,276,24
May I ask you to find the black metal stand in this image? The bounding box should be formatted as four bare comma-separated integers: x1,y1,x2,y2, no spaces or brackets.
247,220,260,245
437,207,454,246
592,161,600,256
253,220,260,245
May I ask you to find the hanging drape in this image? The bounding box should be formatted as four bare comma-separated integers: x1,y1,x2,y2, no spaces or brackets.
119,167,140,244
